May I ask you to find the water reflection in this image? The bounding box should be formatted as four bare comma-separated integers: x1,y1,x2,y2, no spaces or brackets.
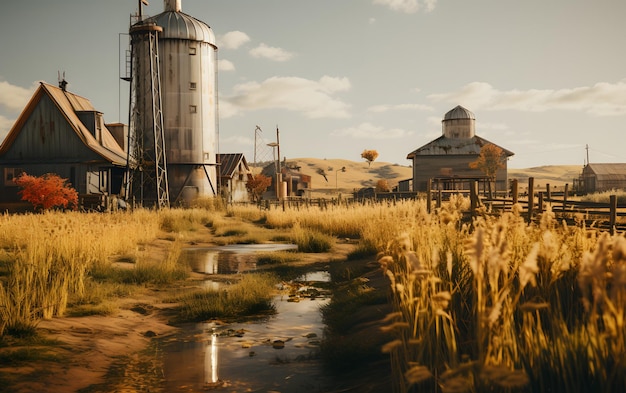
164,245,331,391
205,330,219,386
183,244,298,275
163,293,331,392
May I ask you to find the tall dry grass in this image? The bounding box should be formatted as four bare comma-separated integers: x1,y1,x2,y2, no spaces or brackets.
0,209,161,335
378,200,626,393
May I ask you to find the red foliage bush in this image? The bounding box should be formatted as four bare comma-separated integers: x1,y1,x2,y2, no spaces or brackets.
15,173,78,211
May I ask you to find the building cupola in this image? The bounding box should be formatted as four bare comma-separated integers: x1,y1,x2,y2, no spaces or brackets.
442,105,475,139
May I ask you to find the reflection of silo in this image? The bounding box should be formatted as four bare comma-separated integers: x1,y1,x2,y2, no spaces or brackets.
132,0,218,204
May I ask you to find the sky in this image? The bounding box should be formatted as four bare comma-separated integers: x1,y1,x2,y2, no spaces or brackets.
1,0,625,169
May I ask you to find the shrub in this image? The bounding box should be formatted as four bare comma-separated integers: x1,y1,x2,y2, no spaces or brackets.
14,173,78,211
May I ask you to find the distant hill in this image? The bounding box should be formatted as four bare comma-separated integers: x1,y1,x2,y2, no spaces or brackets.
508,165,582,188
251,158,582,195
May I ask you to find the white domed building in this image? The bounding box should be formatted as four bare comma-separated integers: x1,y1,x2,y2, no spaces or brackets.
406,105,514,193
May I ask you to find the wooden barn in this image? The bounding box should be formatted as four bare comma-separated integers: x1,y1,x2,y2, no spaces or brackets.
0,82,127,211
218,153,252,203
406,105,514,193
575,163,626,194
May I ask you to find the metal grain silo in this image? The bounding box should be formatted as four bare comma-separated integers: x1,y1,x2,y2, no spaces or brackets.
128,0,218,206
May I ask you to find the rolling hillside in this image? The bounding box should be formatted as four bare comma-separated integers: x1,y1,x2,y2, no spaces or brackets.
252,158,583,195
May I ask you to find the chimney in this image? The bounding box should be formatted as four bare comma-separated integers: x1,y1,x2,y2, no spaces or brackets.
164,0,181,12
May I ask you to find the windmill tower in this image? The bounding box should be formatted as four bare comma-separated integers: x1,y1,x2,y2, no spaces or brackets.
125,1,169,208
124,0,219,207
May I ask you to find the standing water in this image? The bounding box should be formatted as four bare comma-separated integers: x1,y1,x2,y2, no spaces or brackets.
161,245,333,392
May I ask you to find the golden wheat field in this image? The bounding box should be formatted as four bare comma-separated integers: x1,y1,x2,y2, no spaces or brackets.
0,190,624,392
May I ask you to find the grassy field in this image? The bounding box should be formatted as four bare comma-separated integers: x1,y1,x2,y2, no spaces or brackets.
0,193,624,392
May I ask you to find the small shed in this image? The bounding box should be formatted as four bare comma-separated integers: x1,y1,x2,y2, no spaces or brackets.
575,163,626,194
0,82,127,211
406,105,513,193
218,153,252,202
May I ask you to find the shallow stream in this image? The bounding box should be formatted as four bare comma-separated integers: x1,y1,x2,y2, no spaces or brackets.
160,245,333,392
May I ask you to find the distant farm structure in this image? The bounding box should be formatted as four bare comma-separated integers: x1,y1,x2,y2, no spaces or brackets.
406,105,513,193
574,163,626,195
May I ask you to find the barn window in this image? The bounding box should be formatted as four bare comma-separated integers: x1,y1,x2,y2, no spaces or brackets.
189,105,197,113
4,168,23,186
189,82,197,90
99,169,108,191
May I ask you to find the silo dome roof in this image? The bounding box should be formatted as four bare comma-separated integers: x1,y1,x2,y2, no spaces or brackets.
150,11,216,45
443,105,475,120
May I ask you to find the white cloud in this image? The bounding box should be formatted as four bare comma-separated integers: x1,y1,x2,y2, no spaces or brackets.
368,103,433,113
427,116,442,126
423,0,437,12
331,122,413,139
217,31,250,50
223,75,351,119
218,59,235,72
0,80,36,112
429,80,626,116
373,0,437,14
249,43,295,62
0,114,14,142
369,17,377,24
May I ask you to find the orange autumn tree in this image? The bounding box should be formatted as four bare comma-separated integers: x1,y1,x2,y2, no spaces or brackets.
469,143,505,197
361,149,379,167
15,173,79,211
246,173,272,202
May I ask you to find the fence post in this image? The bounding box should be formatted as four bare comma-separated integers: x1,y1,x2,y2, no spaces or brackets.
427,178,432,214
546,183,551,202
562,183,569,214
610,195,617,235
437,190,442,209
538,192,544,213
512,179,518,204
527,177,534,222
470,180,479,218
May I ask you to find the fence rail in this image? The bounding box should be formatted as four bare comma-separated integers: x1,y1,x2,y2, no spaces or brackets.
456,178,626,234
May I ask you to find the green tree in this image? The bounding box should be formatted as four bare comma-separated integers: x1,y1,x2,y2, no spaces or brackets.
361,149,379,167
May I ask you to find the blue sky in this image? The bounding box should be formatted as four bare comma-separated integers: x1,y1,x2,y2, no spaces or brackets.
1,0,625,168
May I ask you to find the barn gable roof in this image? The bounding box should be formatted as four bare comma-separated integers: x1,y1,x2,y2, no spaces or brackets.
0,82,127,166
218,153,250,179
583,163,626,181
406,135,514,159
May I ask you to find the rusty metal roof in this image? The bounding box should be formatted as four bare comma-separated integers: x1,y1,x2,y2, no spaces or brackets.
0,82,127,166
218,153,249,178
583,163,626,181
406,135,514,159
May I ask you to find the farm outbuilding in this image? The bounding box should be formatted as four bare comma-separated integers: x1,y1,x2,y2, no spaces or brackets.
261,160,312,199
406,105,514,193
0,82,127,212
218,153,252,203
575,163,626,194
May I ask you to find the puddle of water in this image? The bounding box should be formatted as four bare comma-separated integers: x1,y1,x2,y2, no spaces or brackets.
162,294,331,392
161,246,333,392
183,244,298,275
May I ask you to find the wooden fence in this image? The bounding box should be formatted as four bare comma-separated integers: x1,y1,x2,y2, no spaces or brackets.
446,178,626,234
